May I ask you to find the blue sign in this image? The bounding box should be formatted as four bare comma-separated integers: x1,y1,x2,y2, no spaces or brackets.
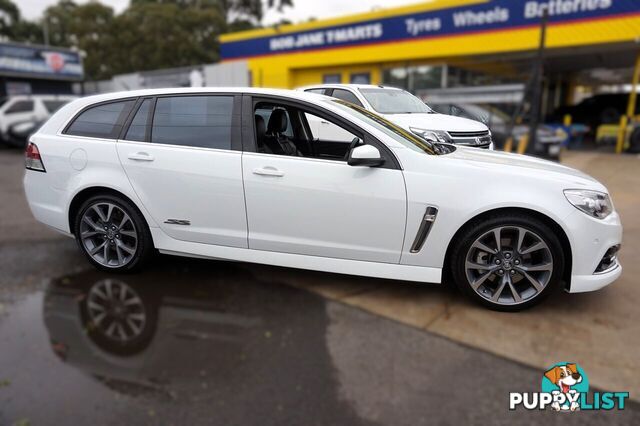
221,0,639,60
0,43,84,80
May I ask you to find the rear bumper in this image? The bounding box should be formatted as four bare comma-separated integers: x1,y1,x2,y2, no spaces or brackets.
24,170,70,234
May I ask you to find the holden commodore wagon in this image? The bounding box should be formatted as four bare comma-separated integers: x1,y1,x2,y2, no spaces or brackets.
24,88,622,310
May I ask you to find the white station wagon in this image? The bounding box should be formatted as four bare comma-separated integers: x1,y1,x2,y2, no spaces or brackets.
24,88,622,310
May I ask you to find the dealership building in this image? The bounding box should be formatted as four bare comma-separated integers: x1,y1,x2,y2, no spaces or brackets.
0,42,83,97
219,0,640,110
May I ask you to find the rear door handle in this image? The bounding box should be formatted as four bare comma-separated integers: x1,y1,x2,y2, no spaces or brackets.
253,167,284,177
127,152,154,162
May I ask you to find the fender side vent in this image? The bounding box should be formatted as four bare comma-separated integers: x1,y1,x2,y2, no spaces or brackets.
410,206,438,253
164,219,191,226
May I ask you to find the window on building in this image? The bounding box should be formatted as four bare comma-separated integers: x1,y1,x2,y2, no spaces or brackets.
65,100,135,139
323,74,341,84
350,73,370,84
382,65,444,93
151,96,234,149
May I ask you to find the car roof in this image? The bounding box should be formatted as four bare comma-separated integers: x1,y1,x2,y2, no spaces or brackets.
297,84,404,92
69,87,332,106
6,94,77,101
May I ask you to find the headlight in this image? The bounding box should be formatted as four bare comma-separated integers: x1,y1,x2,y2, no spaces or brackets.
410,128,450,143
564,189,613,219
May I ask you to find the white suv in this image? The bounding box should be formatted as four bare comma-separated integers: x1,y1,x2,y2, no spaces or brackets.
24,88,622,310
298,84,493,149
0,95,76,142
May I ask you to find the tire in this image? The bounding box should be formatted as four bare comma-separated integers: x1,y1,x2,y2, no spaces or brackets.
627,128,640,154
450,213,564,312
74,194,154,272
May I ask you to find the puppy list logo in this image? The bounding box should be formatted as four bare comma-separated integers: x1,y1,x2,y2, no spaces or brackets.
509,362,629,411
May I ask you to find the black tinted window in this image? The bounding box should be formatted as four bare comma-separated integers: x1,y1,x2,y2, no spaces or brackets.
66,100,135,139
125,99,152,142
331,89,363,108
43,100,68,113
6,100,34,114
305,88,326,95
151,96,233,149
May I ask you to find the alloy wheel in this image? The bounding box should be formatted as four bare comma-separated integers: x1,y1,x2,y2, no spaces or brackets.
465,226,553,305
80,202,138,268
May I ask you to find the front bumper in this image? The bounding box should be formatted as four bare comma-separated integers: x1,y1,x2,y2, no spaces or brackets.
564,209,623,293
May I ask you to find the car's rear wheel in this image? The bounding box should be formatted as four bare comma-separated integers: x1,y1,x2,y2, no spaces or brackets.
74,194,153,272
450,214,564,311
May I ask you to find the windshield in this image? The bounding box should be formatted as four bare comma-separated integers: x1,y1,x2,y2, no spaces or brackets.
327,99,454,156
359,88,434,114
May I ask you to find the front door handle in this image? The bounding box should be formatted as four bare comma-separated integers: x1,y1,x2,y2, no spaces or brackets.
253,167,284,177
127,152,154,162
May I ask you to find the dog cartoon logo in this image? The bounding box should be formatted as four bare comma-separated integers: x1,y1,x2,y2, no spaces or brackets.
542,363,588,411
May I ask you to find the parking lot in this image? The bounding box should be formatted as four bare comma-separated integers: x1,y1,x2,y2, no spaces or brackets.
1,147,639,424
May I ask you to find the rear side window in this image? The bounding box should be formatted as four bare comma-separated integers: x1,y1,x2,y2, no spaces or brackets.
305,88,326,95
43,100,69,113
65,100,135,139
124,99,153,142
331,89,364,108
151,96,233,149
6,100,34,114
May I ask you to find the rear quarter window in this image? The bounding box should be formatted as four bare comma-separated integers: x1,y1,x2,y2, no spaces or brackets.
64,100,135,139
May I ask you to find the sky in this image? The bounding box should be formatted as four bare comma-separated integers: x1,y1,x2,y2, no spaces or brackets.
17,0,421,24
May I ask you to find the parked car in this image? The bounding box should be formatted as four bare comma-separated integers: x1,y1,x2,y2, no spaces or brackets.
298,84,494,149
548,93,640,132
431,103,564,160
6,119,45,148
0,95,75,144
24,88,622,311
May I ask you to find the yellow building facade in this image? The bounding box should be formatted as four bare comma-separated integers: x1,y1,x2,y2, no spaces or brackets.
219,0,640,90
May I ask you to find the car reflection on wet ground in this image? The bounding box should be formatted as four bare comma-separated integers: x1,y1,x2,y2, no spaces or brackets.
1,257,639,425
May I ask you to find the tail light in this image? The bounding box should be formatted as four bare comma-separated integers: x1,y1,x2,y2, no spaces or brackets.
25,142,46,172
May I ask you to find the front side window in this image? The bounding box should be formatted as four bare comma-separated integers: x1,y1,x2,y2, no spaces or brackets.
151,96,233,149
253,101,359,161
65,100,135,139
6,100,34,114
330,89,364,108
359,89,433,114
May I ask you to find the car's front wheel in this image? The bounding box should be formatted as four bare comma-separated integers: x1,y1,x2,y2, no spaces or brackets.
74,194,153,272
450,213,564,311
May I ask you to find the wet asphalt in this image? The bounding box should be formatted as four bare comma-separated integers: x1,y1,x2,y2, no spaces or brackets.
1,149,639,425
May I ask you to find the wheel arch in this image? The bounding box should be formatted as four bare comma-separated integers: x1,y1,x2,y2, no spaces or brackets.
443,207,573,290
68,186,155,245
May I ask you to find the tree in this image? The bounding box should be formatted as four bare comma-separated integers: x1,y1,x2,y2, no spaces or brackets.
107,2,223,76
41,0,78,46
4,0,294,80
0,0,20,38
0,0,43,43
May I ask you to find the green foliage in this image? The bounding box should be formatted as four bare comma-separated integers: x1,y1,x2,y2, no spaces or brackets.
3,0,293,80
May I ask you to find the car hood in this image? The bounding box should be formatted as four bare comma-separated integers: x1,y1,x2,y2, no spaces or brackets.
381,112,488,133
445,145,602,187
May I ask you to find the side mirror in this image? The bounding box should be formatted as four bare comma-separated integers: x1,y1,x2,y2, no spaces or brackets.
347,144,385,167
